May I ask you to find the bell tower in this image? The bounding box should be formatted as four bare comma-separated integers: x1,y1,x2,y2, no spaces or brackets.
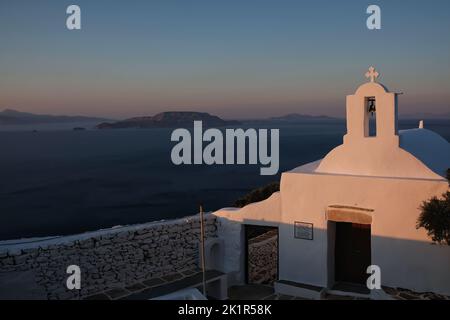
316,67,445,179
343,67,399,147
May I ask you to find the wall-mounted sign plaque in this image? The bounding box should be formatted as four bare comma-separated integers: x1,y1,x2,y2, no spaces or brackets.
294,221,313,240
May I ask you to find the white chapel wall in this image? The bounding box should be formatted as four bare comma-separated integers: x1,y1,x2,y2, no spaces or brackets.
278,171,450,295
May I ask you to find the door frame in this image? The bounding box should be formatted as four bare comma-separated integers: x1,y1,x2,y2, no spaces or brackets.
326,205,373,287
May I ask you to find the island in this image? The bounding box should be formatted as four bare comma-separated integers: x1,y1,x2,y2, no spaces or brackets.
96,111,240,129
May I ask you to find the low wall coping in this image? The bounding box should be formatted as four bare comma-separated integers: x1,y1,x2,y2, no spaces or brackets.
0,213,214,254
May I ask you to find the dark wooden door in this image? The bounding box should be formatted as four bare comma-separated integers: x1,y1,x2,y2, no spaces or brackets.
335,222,371,284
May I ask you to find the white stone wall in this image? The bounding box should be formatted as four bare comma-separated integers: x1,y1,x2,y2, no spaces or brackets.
213,172,450,296
0,214,217,300
213,194,281,285
279,171,450,295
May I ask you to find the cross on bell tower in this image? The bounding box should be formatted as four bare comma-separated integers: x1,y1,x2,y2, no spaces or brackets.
365,66,379,83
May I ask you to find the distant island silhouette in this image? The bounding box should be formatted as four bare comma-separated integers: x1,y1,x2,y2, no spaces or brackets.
0,109,110,125
1,109,449,130
96,111,240,129
269,113,340,122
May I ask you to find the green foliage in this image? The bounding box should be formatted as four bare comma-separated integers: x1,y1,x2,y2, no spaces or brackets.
417,191,450,245
234,182,280,208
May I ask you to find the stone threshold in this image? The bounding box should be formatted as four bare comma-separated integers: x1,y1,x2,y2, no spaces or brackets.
326,282,371,299
274,280,325,300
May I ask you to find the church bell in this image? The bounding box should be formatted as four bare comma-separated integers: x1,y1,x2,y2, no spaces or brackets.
367,97,376,116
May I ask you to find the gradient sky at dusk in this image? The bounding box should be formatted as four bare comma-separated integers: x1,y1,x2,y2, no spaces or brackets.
1,0,449,119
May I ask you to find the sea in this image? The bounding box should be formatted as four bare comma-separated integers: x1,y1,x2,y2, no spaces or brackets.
0,119,449,240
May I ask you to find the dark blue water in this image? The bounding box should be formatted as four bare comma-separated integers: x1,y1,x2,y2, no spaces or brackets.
0,119,448,240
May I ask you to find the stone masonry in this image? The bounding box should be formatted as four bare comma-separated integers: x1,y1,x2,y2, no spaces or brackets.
0,214,217,300
248,229,278,285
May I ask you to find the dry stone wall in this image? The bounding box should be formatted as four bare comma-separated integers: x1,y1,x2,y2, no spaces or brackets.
248,230,278,285
0,214,217,300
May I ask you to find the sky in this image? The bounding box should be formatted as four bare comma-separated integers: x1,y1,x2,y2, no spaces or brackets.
0,0,449,119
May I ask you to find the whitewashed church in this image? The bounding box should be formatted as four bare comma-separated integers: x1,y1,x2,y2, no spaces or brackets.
211,67,450,298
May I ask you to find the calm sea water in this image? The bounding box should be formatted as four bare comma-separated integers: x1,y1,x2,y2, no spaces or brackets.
0,119,449,240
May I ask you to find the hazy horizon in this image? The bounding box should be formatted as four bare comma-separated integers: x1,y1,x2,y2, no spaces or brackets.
1,0,450,119
2,106,450,122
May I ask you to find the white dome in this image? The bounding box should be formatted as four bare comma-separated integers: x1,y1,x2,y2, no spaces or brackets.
399,128,450,178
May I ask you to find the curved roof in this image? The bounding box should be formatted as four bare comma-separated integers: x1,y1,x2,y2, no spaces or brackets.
313,127,449,180
354,81,390,95
399,128,450,178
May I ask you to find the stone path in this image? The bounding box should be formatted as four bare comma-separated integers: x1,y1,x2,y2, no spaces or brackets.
228,285,313,300
84,275,450,301
228,285,450,300
84,269,225,300
383,286,450,300
84,268,203,300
